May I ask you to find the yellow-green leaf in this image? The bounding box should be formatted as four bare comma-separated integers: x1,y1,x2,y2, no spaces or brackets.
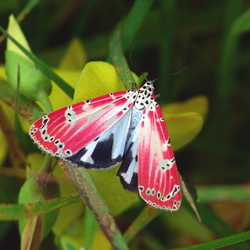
58,38,87,70
7,14,31,61
162,95,209,119
165,112,203,151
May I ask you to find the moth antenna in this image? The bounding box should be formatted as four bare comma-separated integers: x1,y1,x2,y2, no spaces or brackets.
153,67,187,82
128,46,148,82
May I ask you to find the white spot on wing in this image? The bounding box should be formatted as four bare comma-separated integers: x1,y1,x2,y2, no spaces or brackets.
158,158,175,172
65,106,77,124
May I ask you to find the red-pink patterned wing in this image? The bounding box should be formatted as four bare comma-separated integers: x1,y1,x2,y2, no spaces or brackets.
29,80,182,211
138,100,181,211
29,90,137,168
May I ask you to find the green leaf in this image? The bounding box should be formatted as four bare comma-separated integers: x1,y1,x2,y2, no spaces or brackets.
18,171,60,248
108,0,154,90
0,195,80,221
218,9,250,104
0,79,43,123
17,0,40,22
198,185,250,203
124,206,161,243
84,207,98,249
0,27,74,99
5,51,52,112
177,230,250,250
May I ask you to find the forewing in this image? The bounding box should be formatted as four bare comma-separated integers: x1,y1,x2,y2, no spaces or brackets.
138,101,181,211
29,90,136,164
65,109,133,168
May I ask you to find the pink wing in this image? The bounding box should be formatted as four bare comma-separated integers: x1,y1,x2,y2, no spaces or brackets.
138,100,181,211
29,90,137,164
30,80,182,211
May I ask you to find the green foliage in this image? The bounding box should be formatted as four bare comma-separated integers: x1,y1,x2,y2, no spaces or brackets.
0,0,250,249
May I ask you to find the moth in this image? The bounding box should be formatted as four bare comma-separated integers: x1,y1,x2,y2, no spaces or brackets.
29,81,182,211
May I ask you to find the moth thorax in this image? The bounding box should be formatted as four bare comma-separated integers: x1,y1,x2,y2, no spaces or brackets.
135,85,154,110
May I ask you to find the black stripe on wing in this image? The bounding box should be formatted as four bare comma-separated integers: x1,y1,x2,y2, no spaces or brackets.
117,107,142,192
66,133,123,168
117,141,138,192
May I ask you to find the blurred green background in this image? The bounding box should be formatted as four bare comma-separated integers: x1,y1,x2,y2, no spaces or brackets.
1,0,250,249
